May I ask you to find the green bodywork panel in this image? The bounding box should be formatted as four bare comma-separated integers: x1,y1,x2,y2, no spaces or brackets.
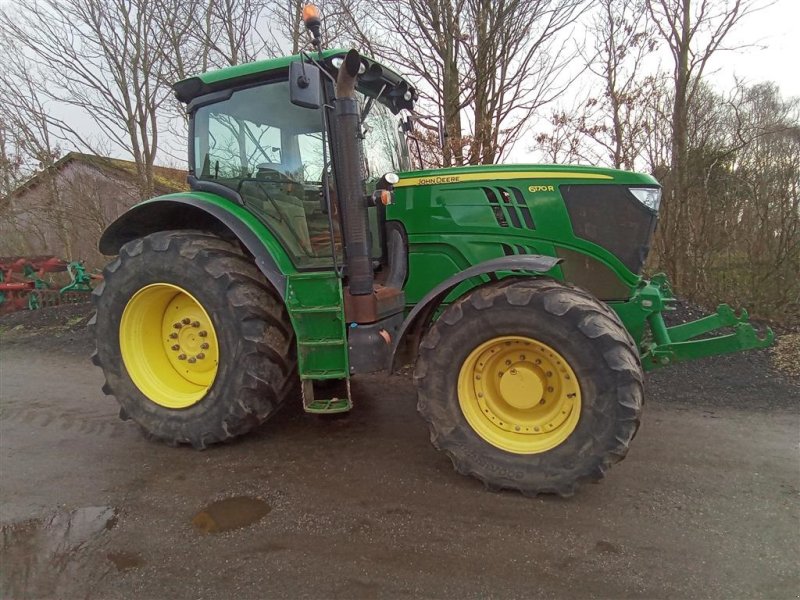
124,52,772,385
385,165,772,368
388,164,656,305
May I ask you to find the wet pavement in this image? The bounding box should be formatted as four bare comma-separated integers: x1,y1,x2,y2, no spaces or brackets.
1,345,798,599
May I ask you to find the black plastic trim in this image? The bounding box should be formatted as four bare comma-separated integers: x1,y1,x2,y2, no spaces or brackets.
187,175,244,205
186,88,235,113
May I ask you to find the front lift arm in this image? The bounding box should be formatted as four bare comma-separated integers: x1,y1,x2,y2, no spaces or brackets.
612,274,774,371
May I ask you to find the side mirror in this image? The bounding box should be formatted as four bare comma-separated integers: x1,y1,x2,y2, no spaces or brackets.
289,61,322,109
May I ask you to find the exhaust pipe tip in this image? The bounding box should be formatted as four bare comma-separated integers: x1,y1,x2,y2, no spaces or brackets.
336,49,361,98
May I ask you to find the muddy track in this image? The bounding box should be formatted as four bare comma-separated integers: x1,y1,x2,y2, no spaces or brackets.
1,304,798,599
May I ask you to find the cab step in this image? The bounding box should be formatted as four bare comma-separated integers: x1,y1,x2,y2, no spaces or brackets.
301,378,352,414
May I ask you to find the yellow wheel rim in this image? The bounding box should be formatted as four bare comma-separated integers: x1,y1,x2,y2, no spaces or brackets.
120,283,219,409
457,335,581,454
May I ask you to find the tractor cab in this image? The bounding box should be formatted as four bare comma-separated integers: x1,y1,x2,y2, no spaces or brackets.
176,49,414,272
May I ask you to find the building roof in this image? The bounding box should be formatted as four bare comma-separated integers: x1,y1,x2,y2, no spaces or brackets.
9,152,188,199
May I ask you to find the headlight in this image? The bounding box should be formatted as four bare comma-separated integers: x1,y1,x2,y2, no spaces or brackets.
629,187,661,212
384,172,400,185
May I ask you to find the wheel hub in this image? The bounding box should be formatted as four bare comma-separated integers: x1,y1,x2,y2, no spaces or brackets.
458,336,581,454
162,295,217,385
119,283,219,409
498,364,543,410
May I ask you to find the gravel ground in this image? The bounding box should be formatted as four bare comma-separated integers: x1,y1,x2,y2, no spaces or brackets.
1,303,798,599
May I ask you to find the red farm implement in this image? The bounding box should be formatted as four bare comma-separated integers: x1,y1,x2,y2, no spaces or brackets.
0,256,101,315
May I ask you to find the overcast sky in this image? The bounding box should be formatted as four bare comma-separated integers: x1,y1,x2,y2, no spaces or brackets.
511,0,800,162
7,0,798,168
703,0,800,97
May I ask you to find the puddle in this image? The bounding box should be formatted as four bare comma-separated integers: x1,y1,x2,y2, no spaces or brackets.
107,551,145,571
191,496,271,533
1,506,117,597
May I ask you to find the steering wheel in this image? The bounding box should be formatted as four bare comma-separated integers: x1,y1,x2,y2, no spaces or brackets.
255,163,296,184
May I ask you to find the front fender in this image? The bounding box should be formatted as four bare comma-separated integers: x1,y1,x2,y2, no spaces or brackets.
388,254,561,372
99,192,291,296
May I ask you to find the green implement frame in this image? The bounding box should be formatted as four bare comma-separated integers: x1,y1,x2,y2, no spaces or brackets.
617,274,774,371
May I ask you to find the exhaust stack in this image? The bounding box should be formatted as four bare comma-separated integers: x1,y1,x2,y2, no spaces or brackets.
333,49,373,296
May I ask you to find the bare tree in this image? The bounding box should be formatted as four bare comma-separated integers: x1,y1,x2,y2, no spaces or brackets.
580,0,659,170
645,0,766,287
0,0,191,198
0,119,24,199
532,105,595,164
464,0,586,164
340,0,469,167
0,44,76,257
342,0,587,166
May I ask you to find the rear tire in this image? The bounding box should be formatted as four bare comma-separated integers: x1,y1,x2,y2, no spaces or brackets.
414,278,643,496
91,230,297,448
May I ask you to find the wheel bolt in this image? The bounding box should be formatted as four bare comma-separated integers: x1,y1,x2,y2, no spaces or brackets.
169,332,178,339
546,371,553,377
200,343,209,350
510,368,517,375
198,331,207,337
171,344,180,351
181,317,191,325
191,321,200,328
188,357,197,364
196,353,205,360
547,386,554,393
173,323,182,329
178,354,187,360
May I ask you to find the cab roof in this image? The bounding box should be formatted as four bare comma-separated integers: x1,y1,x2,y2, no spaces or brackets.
173,48,417,114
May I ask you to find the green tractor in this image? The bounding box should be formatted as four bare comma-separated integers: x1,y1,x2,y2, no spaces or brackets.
91,9,772,496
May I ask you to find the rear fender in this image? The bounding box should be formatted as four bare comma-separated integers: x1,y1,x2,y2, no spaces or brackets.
99,193,289,296
388,255,561,372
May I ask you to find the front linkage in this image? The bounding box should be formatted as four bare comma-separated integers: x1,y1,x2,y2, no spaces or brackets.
615,274,774,371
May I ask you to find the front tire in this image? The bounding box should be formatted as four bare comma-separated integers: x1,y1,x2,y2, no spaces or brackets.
92,230,297,448
415,278,643,496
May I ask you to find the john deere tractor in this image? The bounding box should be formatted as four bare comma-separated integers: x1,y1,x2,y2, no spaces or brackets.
91,8,772,496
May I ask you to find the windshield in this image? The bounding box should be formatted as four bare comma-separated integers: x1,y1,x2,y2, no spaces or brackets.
361,99,411,181
191,79,410,269
193,80,338,268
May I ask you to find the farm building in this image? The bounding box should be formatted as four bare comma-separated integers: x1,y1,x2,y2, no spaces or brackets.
0,153,187,267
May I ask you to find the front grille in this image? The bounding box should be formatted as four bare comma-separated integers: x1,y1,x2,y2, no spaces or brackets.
560,184,658,274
